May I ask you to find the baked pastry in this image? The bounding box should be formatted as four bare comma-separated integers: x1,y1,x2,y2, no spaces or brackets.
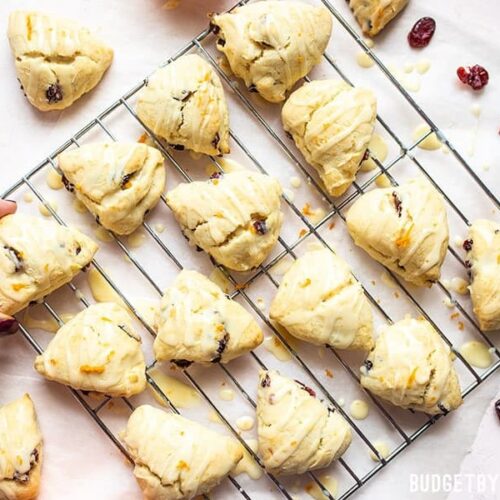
257,370,351,475
211,1,332,103
136,54,229,155
348,0,409,37
121,405,243,499
464,219,500,331
0,214,98,316
34,303,146,397
270,248,374,350
360,318,462,414
282,79,377,197
58,142,166,235
166,168,283,271
154,270,263,365
8,11,113,111
0,394,42,500
346,177,449,287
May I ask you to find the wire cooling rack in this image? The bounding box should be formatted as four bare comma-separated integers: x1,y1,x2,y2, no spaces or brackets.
3,0,499,498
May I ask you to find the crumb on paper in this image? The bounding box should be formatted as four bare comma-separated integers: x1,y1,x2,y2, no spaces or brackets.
325,369,333,378
298,228,307,238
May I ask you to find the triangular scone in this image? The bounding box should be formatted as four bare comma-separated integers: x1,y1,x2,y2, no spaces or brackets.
211,1,332,103
121,405,243,499
270,248,374,350
34,303,146,397
58,143,166,235
154,270,263,365
8,11,113,111
0,214,98,316
464,219,500,331
346,178,449,287
0,394,42,500
166,168,283,271
348,0,409,37
257,370,351,475
282,80,377,197
136,54,229,156
360,318,462,414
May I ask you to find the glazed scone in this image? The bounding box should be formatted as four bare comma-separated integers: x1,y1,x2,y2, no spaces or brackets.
154,270,263,365
360,318,462,414
34,303,146,397
257,370,351,475
282,80,377,197
270,248,374,350
58,142,166,235
464,219,500,331
346,178,449,287
348,0,409,37
166,168,283,271
211,1,332,103
121,405,243,500
8,11,113,111
0,394,42,500
136,54,229,155
0,214,98,316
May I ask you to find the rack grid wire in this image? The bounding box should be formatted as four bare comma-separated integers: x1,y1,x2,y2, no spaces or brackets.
3,0,499,498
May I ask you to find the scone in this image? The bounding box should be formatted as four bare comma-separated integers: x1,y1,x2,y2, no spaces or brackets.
34,303,146,398
257,370,351,475
270,248,374,350
136,54,229,155
0,394,42,500
121,405,243,500
282,79,377,197
464,219,500,331
0,214,98,316
346,178,449,287
154,270,263,365
8,11,113,111
211,1,332,103
348,0,409,37
360,318,462,414
58,142,166,235
166,168,283,271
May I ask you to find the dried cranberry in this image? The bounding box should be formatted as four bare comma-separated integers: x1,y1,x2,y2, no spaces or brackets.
364,359,373,371
392,192,403,217
462,239,473,252
209,171,223,180
253,219,267,235
495,399,500,421
46,82,63,103
62,175,75,193
211,332,229,363
294,380,316,397
408,17,436,48
464,260,472,269
172,359,192,368
121,173,134,189
261,373,271,388
457,65,489,91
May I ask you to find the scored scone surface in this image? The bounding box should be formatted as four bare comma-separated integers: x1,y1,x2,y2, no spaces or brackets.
211,1,332,103
8,11,113,111
346,177,449,287
58,142,166,235
348,0,409,36
166,168,283,271
136,54,230,156
282,79,377,197
154,270,263,365
257,370,351,475
0,394,43,500
34,303,146,398
360,318,462,414
0,214,98,316
121,405,243,500
270,248,374,350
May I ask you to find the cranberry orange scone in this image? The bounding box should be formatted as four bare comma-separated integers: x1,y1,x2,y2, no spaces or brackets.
282,80,377,197
8,11,113,111
166,169,283,271
257,370,351,475
0,394,42,500
346,177,449,287
121,405,243,500
210,1,332,103
58,142,166,235
154,270,263,365
348,0,409,37
360,318,462,414
0,214,98,316
270,248,374,350
136,54,229,156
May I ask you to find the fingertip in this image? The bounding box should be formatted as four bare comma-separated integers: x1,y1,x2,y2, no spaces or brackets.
0,199,17,216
